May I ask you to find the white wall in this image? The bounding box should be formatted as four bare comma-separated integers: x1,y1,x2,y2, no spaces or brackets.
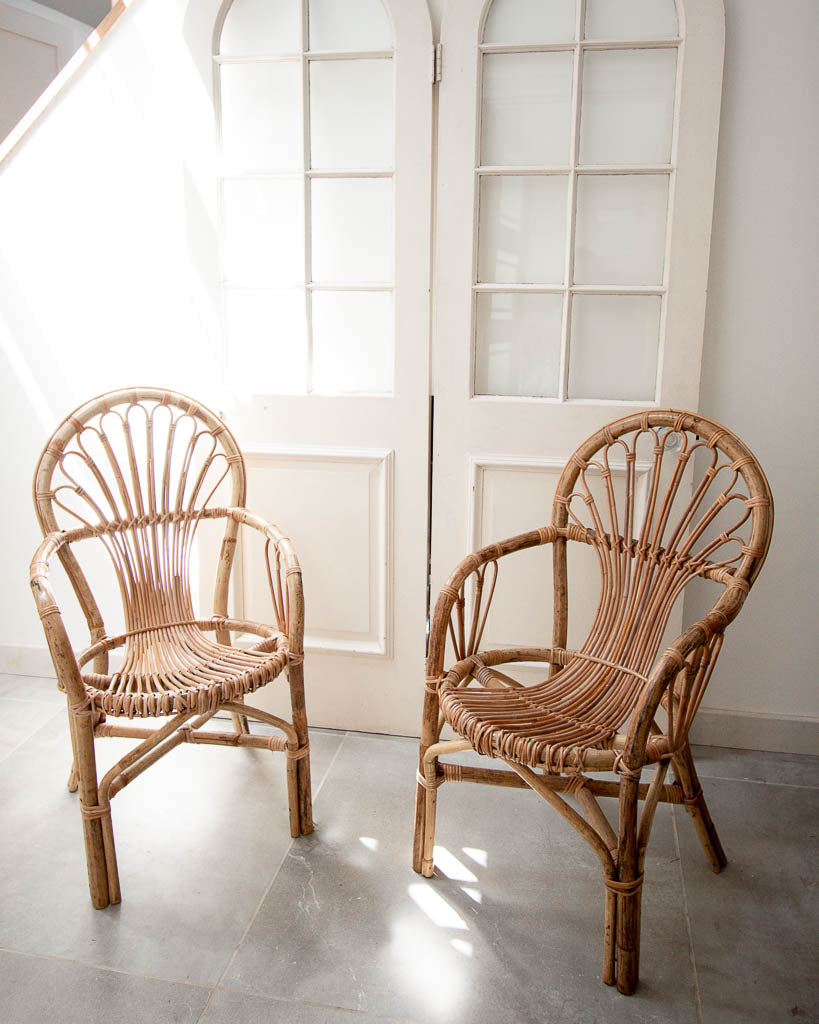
683,0,819,749
0,0,815,748
0,0,226,657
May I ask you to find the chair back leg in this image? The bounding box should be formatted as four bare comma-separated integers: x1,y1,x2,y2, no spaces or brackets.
672,742,727,871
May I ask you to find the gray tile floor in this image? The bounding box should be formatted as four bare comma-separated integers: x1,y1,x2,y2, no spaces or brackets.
0,673,816,1024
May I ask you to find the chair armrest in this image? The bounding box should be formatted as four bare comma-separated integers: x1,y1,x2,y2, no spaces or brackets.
30,532,87,705
427,526,565,679
227,508,304,656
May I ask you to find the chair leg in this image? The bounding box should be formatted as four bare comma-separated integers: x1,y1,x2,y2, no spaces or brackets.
602,887,617,986
65,696,80,792
412,779,427,874
614,777,642,995
413,689,441,876
672,741,727,872
420,778,439,878
287,662,313,837
71,709,117,909
230,695,250,736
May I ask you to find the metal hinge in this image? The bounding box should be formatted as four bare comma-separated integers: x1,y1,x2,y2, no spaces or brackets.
432,43,442,84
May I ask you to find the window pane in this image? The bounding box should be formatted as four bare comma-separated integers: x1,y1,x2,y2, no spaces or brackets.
579,48,677,165
222,178,304,285
474,292,563,397
312,291,393,394
574,174,668,285
219,0,301,56
481,52,573,166
478,175,568,284
569,294,660,400
311,178,393,283
310,59,393,169
483,0,576,44
308,0,392,51
585,0,678,41
219,62,302,173
225,289,307,394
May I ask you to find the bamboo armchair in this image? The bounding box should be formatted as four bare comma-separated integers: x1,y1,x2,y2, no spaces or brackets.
30,388,312,909
413,410,773,995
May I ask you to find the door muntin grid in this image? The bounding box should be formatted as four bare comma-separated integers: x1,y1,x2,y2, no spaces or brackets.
215,0,395,397
473,0,681,403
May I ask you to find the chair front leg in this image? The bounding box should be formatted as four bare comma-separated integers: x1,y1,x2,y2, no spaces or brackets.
413,686,441,875
287,659,313,837
613,775,643,995
70,702,118,908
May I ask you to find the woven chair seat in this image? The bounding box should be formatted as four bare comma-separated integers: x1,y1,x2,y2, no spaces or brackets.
439,650,669,773
77,621,289,718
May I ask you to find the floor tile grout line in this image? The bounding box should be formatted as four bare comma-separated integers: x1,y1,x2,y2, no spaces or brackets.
671,807,704,1024
213,981,423,1023
194,730,351,1023
0,944,215,993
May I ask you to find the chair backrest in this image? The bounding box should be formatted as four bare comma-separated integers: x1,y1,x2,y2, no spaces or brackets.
33,388,246,646
550,410,773,680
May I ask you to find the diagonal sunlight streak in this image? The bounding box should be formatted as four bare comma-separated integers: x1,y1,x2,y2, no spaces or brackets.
0,309,54,431
407,884,469,931
432,845,478,883
462,846,488,868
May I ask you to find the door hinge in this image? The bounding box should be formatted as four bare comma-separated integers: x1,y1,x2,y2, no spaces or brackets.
432,43,442,84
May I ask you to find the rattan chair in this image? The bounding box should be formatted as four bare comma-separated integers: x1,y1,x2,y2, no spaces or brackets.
30,388,312,909
413,410,773,995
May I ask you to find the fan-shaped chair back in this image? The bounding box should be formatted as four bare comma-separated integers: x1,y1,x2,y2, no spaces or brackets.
547,409,773,751
33,388,245,649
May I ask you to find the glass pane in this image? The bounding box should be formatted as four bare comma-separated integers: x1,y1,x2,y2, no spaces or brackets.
474,291,563,397
219,0,301,55
574,174,668,285
579,48,677,165
585,0,678,40
310,59,393,169
483,0,576,44
219,62,302,173
482,52,574,167
312,291,393,394
478,175,568,284
308,0,392,51
569,294,660,400
222,178,304,285
311,178,393,283
225,289,307,394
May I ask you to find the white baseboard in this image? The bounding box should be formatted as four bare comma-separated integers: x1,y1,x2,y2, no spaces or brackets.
0,644,55,679
689,707,818,756
1,643,816,755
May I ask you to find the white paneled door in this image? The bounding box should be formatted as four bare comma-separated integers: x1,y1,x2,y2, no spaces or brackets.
213,0,724,734
215,0,433,734
431,0,725,663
